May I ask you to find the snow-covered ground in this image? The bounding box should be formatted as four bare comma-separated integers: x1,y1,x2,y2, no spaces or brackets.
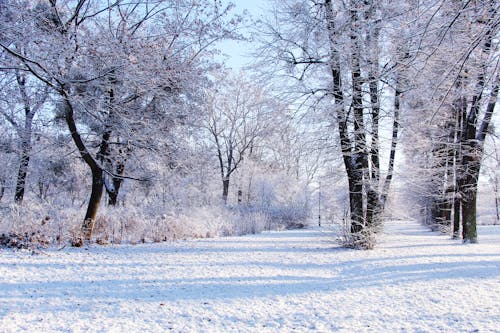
1,221,499,333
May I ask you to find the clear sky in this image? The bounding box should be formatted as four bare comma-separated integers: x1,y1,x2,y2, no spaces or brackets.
218,0,269,69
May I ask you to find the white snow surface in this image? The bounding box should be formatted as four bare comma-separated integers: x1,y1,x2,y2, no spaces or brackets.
1,220,499,333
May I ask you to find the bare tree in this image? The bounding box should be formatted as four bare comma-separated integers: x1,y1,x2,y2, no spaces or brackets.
203,71,275,204
0,17,49,203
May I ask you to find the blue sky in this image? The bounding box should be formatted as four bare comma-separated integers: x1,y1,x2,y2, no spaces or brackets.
218,0,269,69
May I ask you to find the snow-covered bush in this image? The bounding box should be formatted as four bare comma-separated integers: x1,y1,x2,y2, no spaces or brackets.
333,203,381,250
236,172,311,230
230,207,269,235
0,202,83,249
338,219,378,250
0,200,295,248
265,205,309,229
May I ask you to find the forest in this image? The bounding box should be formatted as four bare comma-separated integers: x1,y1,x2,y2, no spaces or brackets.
0,0,498,249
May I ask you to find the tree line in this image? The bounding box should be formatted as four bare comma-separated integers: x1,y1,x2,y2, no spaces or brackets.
0,0,498,248
255,0,498,247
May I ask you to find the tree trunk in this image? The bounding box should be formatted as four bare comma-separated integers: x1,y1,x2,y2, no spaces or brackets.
63,95,103,243
107,178,122,206
325,0,366,239
496,193,499,225
108,188,118,206
452,90,466,238
366,187,379,228
82,168,104,240
457,29,497,243
458,81,497,242
365,0,382,229
13,71,38,204
0,178,4,202
14,122,32,203
461,173,478,243
441,199,452,227
349,5,369,236
453,195,461,238
108,161,125,206
440,117,456,229
458,148,480,243
458,110,481,242
366,76,380,228
247,173,253,204
222,177,229,204
349,171,364,234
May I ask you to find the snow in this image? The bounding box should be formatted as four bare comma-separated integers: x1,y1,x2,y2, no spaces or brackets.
1,221,499,332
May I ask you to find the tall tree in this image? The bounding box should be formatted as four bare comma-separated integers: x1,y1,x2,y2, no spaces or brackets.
401,0,498,242
0,71,48,203
257,0,404,247
0,0,240,242
203,71,274,204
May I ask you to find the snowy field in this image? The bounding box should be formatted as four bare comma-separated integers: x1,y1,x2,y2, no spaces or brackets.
1,221,499,333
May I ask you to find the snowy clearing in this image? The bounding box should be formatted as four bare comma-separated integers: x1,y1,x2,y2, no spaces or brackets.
1,221,499,333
